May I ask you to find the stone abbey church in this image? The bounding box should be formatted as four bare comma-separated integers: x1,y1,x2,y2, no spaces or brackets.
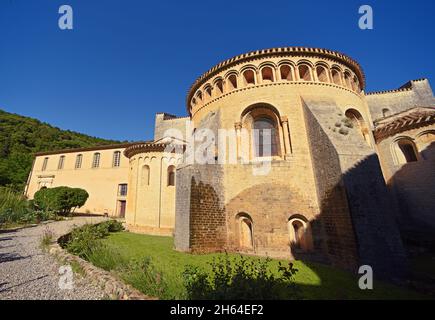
25,47,435,278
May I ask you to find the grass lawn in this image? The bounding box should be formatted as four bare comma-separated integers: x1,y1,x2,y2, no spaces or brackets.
100,231,429,300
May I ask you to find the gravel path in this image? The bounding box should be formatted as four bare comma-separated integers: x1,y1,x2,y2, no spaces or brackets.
0,217,108,300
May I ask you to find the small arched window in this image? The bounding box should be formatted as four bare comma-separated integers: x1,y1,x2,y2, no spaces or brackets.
331,69,342,85
58,155,65,170
227,74,238,90
280,65,293,81
382,108,391,118
113,151,121,167
215,79,223,95
288,216,312,252
243,70,256,86
261,67,274,82
205,86,212,99
253,117,279,157
75,154,83,169
236,213,253,249
344,72,352,89
167,165,175,186
196,91,202,102
298,64,312,81
42,157,49,171
92,153,101,168
316,66,329,83
141,165,150,186
395,139,418,164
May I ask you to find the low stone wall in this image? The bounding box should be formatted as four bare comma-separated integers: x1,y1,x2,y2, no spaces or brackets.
49,240,156,300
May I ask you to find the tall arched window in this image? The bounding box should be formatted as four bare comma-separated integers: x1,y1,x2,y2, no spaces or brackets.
167,165,175,186
344,72,352,89
331,68,342,85
243,70,256,86
316,66,329,82
75,154,83,169
141,165,150,186
236,213,253,249
113,151,121,167
227,74,238,90
298,64,312,81
58,155,65,170
394,139,418,164
215,79,223,95
205,86,212,99
261,67,274,82
280,65,293,81
92,153,101,168
253,117,279,157
345,108,371,145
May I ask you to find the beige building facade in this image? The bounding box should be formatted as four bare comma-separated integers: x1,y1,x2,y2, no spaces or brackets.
25,47,435,278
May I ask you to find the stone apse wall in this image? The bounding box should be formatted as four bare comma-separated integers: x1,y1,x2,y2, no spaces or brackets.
303,98,407,279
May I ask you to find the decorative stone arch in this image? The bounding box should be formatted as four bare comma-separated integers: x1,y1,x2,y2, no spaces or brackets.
240,103,287,159
203,84,213,101
212,77,224,96
315,62,330,83
195,90,203,103
240,66,257,86
225,71,239,91
235,212,254,250
343,70,353,89
296,60,314,81
258,61,277,83
345,108,371,146
330,65,343,86
391,136,420,165
352,75,361,92
260,65,275,83
287,214,313,252
416,130,435,160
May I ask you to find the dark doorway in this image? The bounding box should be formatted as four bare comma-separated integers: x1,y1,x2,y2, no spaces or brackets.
118,200,126,218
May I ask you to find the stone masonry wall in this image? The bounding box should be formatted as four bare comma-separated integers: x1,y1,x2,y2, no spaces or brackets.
304,98,407,279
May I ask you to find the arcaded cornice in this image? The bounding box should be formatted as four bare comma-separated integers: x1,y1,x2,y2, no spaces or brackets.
186,46,365,111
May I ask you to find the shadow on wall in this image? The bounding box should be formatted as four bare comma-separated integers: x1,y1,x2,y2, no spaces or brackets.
389,141,435,250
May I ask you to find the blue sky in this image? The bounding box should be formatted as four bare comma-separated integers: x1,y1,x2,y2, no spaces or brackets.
0,0,434,141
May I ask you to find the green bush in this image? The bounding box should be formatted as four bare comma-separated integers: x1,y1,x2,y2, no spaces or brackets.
183,254,301,300
34,186,89,216
120,257,170,299
0,187,44,225
63,220,124,258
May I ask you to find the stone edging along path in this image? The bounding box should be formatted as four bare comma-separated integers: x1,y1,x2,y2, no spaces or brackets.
48,231,156,300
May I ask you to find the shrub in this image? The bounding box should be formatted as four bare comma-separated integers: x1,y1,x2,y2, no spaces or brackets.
183,254,301,300
120,257,170,299
34,186,89,216
63,220,124,258
0,187,36,225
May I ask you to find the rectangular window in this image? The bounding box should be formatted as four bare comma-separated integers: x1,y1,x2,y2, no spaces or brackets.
118,184,128,196
113,151,121,167
92,153,101,168
42,157,49,171
58,155,65,170
75,154,83,169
